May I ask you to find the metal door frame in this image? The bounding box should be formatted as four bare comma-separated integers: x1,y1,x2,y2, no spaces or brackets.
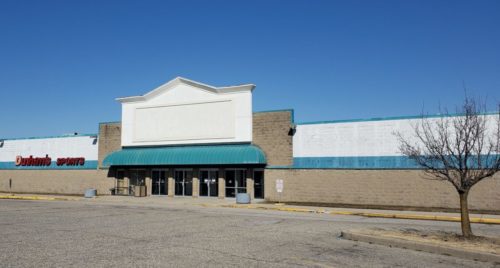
225,168,247,197
128,169,146,196
152,169,168,196
199,169,218,197
174,169,193,196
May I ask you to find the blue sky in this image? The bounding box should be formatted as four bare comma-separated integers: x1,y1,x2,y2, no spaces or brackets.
1,0,499,138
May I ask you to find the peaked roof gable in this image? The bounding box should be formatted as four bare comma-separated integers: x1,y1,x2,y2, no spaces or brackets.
116,77,255,103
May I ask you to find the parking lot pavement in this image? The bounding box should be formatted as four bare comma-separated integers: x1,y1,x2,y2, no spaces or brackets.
0,200,498,267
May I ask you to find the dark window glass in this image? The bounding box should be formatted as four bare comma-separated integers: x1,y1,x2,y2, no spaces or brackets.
152,171,159,195
174,170,192,196
152,170,167,195
225,170,247,197
185,177,193,196
209,171,218,197
254,170,264,199
200,171,209,196
175,171,183,196
226,188,235,198
226,171,235,187
116,170,124,180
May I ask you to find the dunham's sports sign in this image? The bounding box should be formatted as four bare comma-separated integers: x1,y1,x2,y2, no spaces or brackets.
15,155,85,167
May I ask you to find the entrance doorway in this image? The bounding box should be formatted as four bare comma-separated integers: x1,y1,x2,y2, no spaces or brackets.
115,169,127,195
225,169,246,198
129,169,146,196
200,170,218,197
175,170,193,196
254,170,264,199
152,170,167,196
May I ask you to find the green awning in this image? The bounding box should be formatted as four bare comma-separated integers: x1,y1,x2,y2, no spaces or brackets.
102,144,266,167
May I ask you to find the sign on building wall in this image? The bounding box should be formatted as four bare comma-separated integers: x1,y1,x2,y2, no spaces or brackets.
0,135,98,169
276,179,284,193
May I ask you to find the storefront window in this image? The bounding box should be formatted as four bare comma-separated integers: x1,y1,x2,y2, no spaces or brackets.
175,170,192,196
128,170,146,196
254,170,264,199
225,170,246,198
152,170,167,196
200,170,218,197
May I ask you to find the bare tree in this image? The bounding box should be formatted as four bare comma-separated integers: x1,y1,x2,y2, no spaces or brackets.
396,97,500,238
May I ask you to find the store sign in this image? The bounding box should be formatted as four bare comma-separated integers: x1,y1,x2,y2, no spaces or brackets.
276,179,284,193
15,155,85,166
15,155,52,166
56,157,85,166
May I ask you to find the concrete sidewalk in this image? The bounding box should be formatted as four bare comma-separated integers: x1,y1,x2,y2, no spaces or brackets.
1,193,500,224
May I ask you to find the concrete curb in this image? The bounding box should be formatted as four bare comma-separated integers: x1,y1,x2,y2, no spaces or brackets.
329,211,500,225
0,195,77,201
341,231,500,263
217,204,500,225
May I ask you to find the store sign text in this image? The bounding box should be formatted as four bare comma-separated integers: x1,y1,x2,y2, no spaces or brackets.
15,155,85,166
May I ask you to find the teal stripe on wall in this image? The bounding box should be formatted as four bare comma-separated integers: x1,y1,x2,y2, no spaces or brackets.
0,160,98,170
293,156,421,169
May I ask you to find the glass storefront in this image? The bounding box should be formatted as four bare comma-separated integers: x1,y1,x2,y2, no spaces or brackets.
128,169,146,196
254,170,264,199
225,169,246,198
113,167,263,198
152,170,167,195
175,170,193,196
200,170,218,197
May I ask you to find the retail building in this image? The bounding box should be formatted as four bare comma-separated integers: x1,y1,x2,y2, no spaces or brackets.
1,77,499,212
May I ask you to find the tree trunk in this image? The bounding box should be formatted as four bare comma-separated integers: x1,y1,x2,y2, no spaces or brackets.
459,190,474,238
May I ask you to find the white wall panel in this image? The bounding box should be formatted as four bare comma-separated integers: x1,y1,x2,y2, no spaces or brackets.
121,83,252,146
0,136,98,162
294,114,499,157
133,100,235,142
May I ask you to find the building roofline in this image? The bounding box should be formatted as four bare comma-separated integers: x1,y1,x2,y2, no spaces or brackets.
98,121,121,125
296,111,499,125
116,77,255,103
0,133,97,141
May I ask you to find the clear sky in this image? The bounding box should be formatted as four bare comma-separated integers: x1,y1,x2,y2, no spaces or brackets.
1,0,499,138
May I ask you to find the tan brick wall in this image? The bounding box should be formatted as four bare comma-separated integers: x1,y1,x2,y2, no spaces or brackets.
0,169,114,195
252,111,293,166
264,169,500,212
98,122,122,167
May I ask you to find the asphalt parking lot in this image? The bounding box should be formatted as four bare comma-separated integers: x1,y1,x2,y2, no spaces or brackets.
0,199,498,267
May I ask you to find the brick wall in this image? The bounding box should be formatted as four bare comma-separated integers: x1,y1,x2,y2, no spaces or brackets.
264,169,500,212
98,122,122,167
0,169,114,195
252,111,293,166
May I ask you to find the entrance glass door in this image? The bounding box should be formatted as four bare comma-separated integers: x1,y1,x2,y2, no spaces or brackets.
225,170,246,198
129,170,145,196
175,170,193,196
200,170,218,197
254,170,264,199
152,170,167,196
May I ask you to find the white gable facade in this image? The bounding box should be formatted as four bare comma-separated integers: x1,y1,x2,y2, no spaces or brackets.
118,77,255,147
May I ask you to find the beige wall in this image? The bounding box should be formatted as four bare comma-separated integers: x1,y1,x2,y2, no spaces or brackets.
264,169,500,212
98,122,122,167
253,111,293,166
0,169,114,195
